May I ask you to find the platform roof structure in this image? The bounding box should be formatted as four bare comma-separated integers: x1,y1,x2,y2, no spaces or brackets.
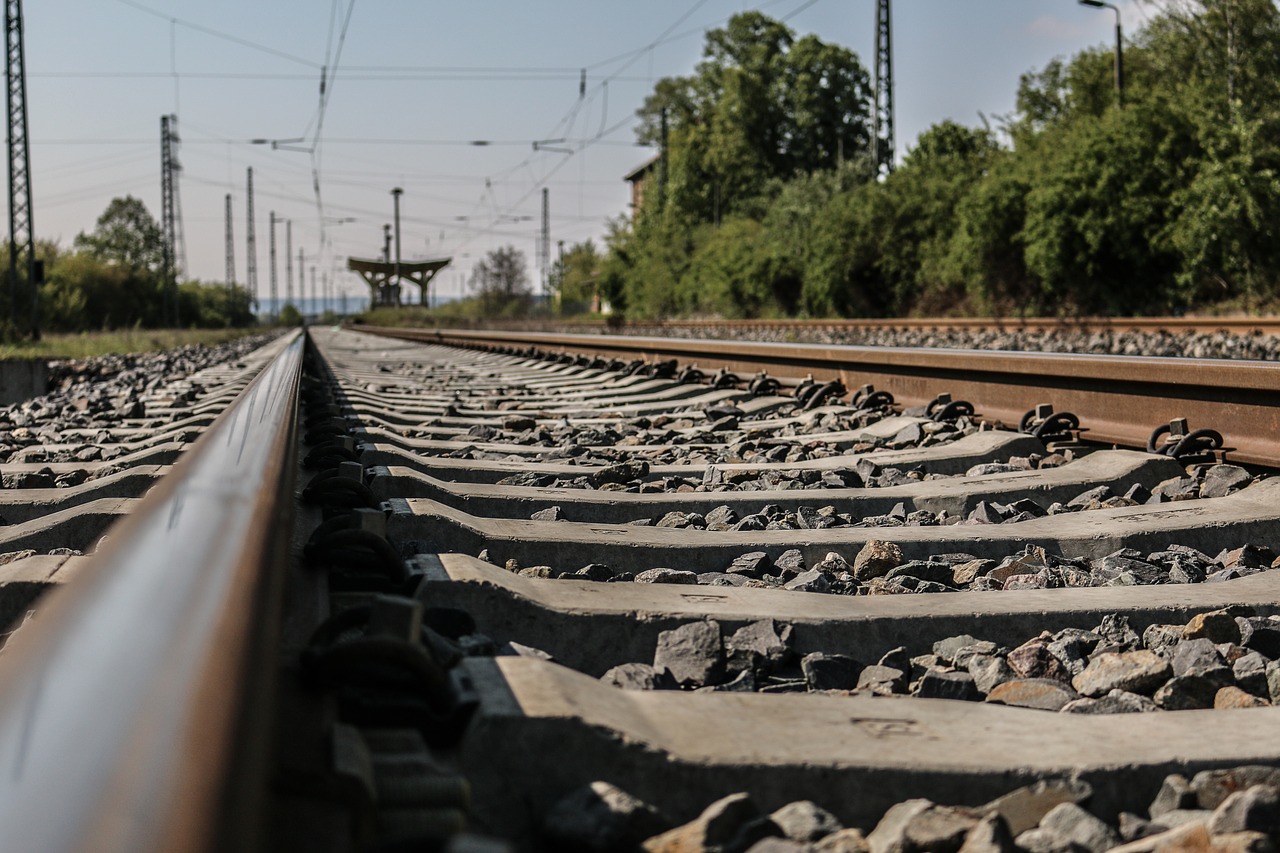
348,256,451,307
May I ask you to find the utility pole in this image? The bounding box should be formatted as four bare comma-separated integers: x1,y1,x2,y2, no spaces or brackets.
310,265,316,314
297,248,304,314
171,119,186,277
658,107,668,206
245,167,257,315
268,211,278,321
160,115,178,327
539,187,550,300
382,224,391,264
391,187,403,306
285,220,292,306
873,0,895,177
1078,1,1123,108
224,193,234,324
5,0,36,338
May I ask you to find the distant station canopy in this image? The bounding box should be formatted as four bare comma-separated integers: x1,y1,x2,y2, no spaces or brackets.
347,256,451,307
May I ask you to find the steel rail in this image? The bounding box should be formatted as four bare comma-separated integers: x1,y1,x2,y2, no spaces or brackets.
0,329,304,853
378,315,1280,336
357,326,1280,467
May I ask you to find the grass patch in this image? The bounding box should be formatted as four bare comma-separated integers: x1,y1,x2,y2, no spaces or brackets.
0,327,270,360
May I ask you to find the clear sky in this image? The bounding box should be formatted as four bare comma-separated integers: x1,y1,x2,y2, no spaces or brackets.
21,0,1154,306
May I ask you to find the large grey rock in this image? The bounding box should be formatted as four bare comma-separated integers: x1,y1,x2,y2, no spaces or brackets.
916,669,979,701
773,549,806,576
956,813,1017,853
802,653,862,691
635,568,699,585
601,662,666,691
865,799,933,853
543,780,672,852
857,665,907,695
1072,651,1170,698
1141,624,1185,657
1061,689,1158,715
1191,766,1280,810
901,805,981,853
1007,638,1071,683
727,551,771,578
769,800,843,843
642,792,773,853
726,619,794,677
814,828,870,852
932,634,988,665
985,678,1079,711
785,569,831,593
1234,651,1271,696
1207,785,1280,835
1036,803,1118,853
853,539,902,581
978,779,1093,836
1153,674,1220,710
1170,638,1232,687
966,655,1017,695
1200,464,1253,499
1149,774,1196,819
653,620,724,687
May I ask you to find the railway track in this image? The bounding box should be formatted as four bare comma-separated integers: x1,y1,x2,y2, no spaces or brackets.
2,325,1280,851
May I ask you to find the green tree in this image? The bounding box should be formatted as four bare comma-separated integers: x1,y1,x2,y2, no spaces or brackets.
470,245,531,316
549,240,602,314
73,195,165,273
636,12,872,224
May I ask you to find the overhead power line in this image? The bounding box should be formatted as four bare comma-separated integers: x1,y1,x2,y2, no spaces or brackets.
114,0,320,68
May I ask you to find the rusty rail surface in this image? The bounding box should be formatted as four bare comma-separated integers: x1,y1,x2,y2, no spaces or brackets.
357,325,1280,468
0,329,304,853
366,315,1280,336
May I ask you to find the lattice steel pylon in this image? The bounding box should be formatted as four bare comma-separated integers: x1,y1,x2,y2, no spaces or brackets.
873,0,895,177
5,0,37,338
245,167,257,313
539,187,550,299
224,192,234,323
160,114,178,326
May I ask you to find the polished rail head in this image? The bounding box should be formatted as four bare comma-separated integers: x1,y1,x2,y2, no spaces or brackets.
0,329,304,852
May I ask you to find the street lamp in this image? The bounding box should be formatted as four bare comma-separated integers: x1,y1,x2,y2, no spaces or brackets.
1079,0,1124,107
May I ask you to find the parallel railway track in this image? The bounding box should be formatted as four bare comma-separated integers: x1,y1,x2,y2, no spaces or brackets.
1,325,1280,850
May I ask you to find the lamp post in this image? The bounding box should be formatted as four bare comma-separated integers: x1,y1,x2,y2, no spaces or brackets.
1079,0,1123,107
391,188,403,305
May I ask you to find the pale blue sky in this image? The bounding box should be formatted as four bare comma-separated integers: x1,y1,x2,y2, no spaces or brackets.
23,0,1153,303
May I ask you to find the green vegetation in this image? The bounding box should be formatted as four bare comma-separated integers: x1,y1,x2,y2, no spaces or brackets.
592,1,1280,320
11,195,259,340
0,327,263,360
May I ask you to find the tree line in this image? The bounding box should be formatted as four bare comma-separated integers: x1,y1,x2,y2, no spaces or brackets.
568,1,1280,320
8,195,257,336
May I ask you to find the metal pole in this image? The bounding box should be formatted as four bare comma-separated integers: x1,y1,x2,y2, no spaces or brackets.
391,187,403,306
224,193,234,324
245,167,257,315
1114,19,1124,108
1079,1,1123,108
285,220,292,306
268,212,278,321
